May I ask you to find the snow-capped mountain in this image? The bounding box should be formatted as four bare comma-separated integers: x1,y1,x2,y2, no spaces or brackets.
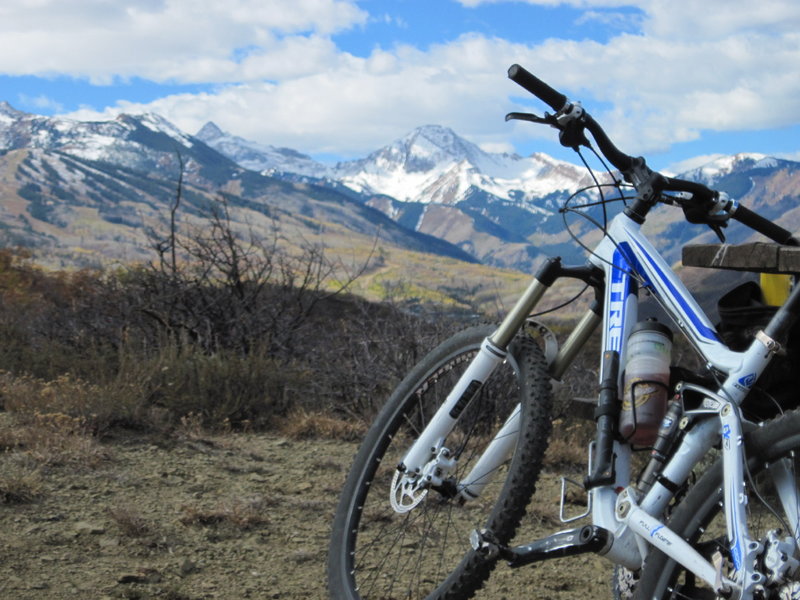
196,120,800,270
679,153,785,187
199,121,590,211
3,100,800,274
0,101,202,176
0,103,475,269
646,152,800,266
333,124,587,209
198,122,599,269
195,122,330,178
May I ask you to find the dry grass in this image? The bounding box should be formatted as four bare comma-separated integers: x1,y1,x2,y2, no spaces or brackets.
2,371,103,418
544,419,595,471
0,460,42,504
107,504,154,538
0,411,110,469
277,408,367,441
179,495,273,530
0,370,144,436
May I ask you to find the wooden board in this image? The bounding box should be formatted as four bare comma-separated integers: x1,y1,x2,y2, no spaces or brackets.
682,243,800,273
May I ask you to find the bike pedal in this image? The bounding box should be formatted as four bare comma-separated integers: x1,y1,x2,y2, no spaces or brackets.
469,528,511,561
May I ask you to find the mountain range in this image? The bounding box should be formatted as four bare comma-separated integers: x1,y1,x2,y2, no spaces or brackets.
195,118,800,268
1,100,799,285
0,102,478,272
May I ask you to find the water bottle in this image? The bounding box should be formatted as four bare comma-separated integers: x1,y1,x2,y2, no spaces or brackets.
619,319,673,446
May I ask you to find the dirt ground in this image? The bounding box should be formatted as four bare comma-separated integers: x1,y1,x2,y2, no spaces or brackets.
0,416,612,600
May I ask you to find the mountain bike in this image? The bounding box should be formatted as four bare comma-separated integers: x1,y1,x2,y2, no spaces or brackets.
327,64,800,600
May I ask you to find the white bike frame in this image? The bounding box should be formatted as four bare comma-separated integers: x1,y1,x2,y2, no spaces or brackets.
590,213,782,598
396,207,800,599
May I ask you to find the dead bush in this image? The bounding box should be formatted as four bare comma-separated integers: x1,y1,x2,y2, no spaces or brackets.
107,505,154,538
179,496,272,530
0,461,42,504
277,409,367,441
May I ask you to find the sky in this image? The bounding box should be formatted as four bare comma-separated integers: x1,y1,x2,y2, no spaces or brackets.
3,0,800,172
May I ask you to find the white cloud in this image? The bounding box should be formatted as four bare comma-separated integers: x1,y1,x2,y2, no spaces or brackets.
575,9,643,30
457,0,643,7
67,35,516,155
12,0,800,160
17,93,64,113
0,0,367,83
478,141,516,154
775,151,800,164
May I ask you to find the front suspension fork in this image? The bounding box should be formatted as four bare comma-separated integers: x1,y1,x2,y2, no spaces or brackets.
397,272,549,476
398,258,602,489
459,306,601,499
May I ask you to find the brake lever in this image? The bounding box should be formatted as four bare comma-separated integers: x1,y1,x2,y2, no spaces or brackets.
710,223,727,243
505,111,561,128
671,194,729,242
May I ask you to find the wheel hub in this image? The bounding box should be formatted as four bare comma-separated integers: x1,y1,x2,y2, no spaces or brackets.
390,446,458,513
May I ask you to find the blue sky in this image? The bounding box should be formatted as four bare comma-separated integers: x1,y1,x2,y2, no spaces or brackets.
3,0,800,172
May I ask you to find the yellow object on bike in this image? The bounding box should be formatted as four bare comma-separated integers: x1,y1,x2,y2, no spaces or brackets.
760,273,792,306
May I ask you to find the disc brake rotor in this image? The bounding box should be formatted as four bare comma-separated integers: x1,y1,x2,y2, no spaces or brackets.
390,469,428,513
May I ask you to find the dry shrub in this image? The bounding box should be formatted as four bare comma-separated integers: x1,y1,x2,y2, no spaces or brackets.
0,412,110,468
107,505,153,537
0,460,42,504
277,409,367,441
0,243,453,437
0,370,140,435
180,496,272,530
0,340,312,435
0,373,110,470
1,372,99,415
112,343,310,430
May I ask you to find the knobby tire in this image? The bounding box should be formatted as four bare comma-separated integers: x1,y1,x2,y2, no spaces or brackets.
327,325,553,600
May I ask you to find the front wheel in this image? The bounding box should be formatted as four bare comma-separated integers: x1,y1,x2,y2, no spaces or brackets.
327,324,553,600
636,410,800,599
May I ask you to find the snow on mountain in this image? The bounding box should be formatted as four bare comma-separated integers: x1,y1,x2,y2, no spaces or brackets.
0,101,23,126
4,100,800,273
678,153,782,186
196,122,330,179
332,125,588,211
197,122,589,212
0,102,199,173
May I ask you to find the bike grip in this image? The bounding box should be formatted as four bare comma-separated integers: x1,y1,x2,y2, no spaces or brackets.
732,204,799,246
507,64,567,112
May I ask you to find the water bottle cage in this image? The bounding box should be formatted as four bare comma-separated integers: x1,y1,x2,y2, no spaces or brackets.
621,379,671,446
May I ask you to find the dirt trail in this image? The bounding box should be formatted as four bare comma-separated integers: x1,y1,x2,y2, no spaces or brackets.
0,426,611,599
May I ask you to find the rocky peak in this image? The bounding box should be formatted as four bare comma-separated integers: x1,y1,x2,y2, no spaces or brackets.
195,121,225,142
0,101,26,121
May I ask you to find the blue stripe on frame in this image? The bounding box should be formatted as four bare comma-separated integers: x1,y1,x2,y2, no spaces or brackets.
626,238,719,342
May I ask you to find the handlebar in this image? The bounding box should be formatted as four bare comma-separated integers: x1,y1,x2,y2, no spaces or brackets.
507,64,567,113
506,63,799,246
508,64,637,172
732,205,799,246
